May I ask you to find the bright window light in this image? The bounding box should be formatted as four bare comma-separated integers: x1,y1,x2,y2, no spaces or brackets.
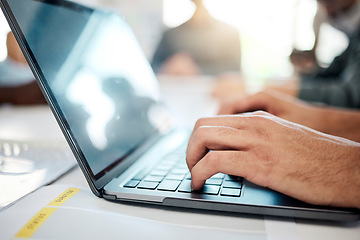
163,0,195,28
161,0,321,79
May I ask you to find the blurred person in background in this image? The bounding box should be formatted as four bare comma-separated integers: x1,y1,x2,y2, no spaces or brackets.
213,0,360,109
290,0,360,75
151,0,241,76
0,32,46,105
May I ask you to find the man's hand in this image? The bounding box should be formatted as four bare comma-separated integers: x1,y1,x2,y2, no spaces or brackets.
186,111,360,208
218,90,360,142
159,52,202,76
218,91,325,132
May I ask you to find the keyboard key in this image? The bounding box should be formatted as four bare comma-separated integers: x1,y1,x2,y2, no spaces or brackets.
220,187,241,197
222,180,243,189
149,170,168,176
201,185,220,195
161,157,178,165
157,180,181,191
123,180,140,188
137,181,159,190
132,170,148,180
166,173,185,181
170,168,189,175
143,175,164,182
205,178,223,186
161,161,176,167
178,180,192,193
174,162,188,170
155,165,173,171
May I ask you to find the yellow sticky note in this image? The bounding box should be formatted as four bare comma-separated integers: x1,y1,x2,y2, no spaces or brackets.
48,187,81,206
15,207,56,238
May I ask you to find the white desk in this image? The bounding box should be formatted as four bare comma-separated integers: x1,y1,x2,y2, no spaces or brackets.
0,77,359,240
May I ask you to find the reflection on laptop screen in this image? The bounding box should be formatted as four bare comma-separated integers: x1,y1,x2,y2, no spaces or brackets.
8,0,171,178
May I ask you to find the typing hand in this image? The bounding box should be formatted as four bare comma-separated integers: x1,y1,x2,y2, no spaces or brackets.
186,111,360,208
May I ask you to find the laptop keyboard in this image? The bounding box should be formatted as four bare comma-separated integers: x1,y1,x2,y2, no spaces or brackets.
123,149,243,197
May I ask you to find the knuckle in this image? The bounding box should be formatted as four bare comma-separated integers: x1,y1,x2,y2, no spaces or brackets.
194,126,209,143
193,119,202,130
194,117,210,129
248,116,272,139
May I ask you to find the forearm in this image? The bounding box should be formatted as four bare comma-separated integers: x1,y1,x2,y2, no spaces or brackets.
315,106,360,142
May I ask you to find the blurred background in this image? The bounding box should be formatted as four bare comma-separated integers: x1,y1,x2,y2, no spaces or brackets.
0,0,349,81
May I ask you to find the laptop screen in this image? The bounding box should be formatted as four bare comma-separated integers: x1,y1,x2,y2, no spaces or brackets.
6,0,172,179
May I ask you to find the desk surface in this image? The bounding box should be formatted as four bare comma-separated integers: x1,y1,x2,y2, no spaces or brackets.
0,77,359,239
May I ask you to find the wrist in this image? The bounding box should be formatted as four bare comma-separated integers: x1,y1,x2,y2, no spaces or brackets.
345,146,360,209
328,144,360,209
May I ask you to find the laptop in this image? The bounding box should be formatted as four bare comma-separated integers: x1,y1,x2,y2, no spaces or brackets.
1,0,359,221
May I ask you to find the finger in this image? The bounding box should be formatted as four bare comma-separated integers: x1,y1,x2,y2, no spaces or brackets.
186,125,254,171
217,94,246,115
187,116,243,153
190,150,257,190
187,113,271,151
217,91,273,115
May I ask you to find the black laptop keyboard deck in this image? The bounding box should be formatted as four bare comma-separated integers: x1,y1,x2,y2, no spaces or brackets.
123,149,243,197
